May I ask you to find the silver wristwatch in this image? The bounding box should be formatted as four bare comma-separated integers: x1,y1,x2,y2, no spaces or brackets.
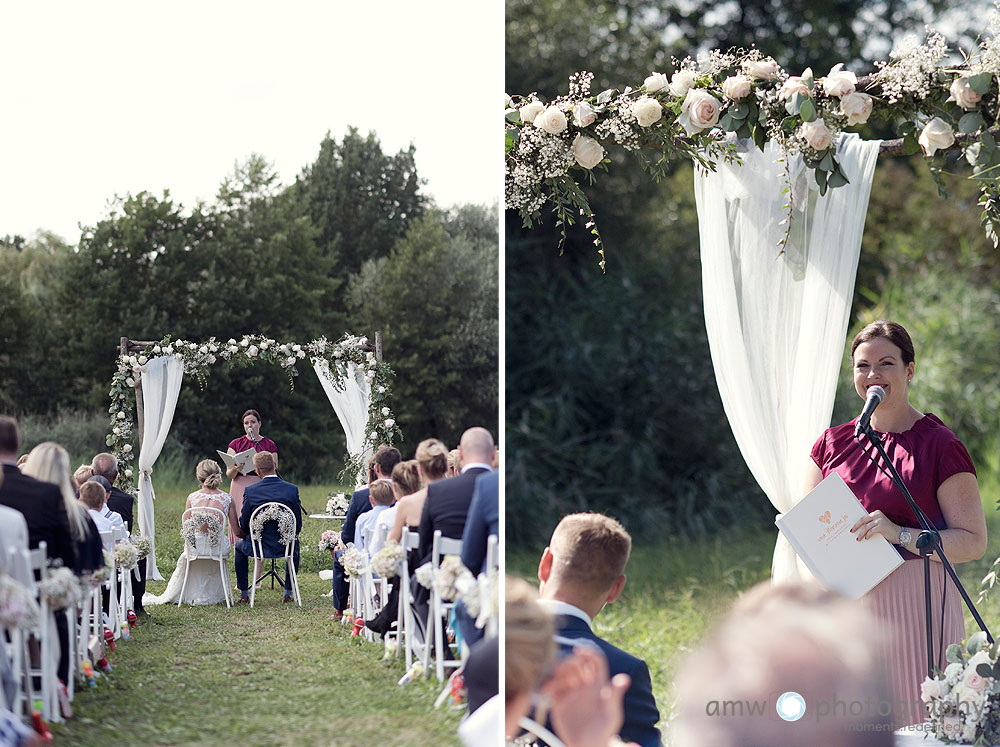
898,528,912,547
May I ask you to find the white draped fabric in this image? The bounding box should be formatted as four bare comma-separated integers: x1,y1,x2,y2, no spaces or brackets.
137,356,184,581
313,360,373,487
693,134,881,583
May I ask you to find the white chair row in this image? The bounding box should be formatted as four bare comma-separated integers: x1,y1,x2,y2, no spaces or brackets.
180,506,232,608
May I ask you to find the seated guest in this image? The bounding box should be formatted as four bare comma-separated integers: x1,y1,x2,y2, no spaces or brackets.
73,464,94,492
354,478,394,553
446,448,460,477
79,482,114,546
371,460,420,555
0,417,76,573
86,475,127,534
388,439,448,543
332,447,401,620
537,513,662,747
455,469,499,646
672,582,891,746
233,451,302,604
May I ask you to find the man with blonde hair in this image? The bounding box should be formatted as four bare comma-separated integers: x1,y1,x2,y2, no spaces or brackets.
538,512,661,747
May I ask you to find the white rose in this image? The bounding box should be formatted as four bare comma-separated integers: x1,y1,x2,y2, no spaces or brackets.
504,93,512,108
800,118,833,150
678,89,721,134
188,342,196,350
384,418,395,429
839,92,873,125
378,386,386,394
174,353,183,360
296,350,305,358
125,378,135,387
918,117,955,157
227,338,236,345
123,443,132,453
285,356,296,366
632,96,663,127
260,341,269,349
381,407,391,416
137,355,147,365
334,349,343,358
743,57,780,80
124,469,133,478
199,346,208,354
920,678,948,702
128,356,137,366
133,364,141,373
668,69,698,97
152,345,161,353
644,72,668,93
292,344,301,352
209,343,218,352
117,411,126,420
822,63,857,98
779,73,812,101
573,101,597,128
519,100,544,125
571,133,605,169
535,105,568,134
247,345,259,357
240,339,248,347
721,74,752,101
948,76,983,111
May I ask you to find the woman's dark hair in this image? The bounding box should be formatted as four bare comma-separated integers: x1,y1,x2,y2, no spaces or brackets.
242,409,261,422
850,320,915,365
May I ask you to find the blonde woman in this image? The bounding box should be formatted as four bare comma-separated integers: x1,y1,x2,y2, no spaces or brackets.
146,459,238,606
388,439,449,543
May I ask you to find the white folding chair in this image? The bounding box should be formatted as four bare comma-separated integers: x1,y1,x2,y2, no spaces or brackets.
27,542,60,722
113,526,132,628
2,546,34,718
357,525,377,641
98,530,119,642
426,530,463,682
398,527,422,668
483,533,499,638
178,507,232,608
248,503,301,607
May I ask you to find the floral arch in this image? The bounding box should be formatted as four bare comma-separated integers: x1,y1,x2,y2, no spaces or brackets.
107,331,399,580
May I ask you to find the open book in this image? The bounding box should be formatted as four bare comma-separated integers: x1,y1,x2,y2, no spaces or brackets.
216,448,257,476
775,472,903,599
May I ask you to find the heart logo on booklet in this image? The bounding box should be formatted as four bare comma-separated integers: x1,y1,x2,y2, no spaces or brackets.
819,511,831,524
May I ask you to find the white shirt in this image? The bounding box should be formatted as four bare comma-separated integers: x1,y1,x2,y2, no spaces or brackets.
460,462,492,474
538,599,597,647
371,505,398,555
88,509,114,549
354,504,390,552
100,504,127,534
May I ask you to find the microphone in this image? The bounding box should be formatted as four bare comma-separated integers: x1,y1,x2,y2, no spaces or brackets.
855,385,885,437
248,426,257,442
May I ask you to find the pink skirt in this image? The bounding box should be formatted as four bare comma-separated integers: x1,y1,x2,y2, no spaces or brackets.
863,558,965,727
228,473,262,545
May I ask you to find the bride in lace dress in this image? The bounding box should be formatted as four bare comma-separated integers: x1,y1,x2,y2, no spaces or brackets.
145,459,241,606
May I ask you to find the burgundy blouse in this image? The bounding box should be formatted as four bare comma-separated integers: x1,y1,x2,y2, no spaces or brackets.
228,435,278,456
810,414,975,560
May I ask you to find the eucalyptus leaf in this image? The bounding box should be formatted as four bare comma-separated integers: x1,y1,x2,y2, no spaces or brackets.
786,93,804,116
799,98,818,123
737,122,752,139
968,631,988,655
781,116,797,132
903,132,921,156
815,168,828,191
897,120,916,136
730,102,749,120
801,68,814,89
959,112,984,134
982,131,996,151
718,113,735,131
967,142,983,167
969,72,993,95
505,109,522,123
947,643,964,664
819,151,835,172
827,169,848,189
752,123,766,151
596,88,617,105
978,663,994,678
505,130,517,155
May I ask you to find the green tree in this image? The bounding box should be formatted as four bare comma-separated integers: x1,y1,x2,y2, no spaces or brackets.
346,206,499,449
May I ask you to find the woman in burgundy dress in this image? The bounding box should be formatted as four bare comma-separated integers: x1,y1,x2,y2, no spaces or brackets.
226,408,278,546
804,320,986,726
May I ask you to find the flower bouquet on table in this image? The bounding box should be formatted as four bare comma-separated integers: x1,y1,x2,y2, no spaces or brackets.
325,492,349,518
921,631,1000,743
318,529,343,556
341,544,366,578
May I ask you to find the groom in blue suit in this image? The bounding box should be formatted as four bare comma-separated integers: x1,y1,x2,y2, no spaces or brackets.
538,513,662,747
234,451,302,604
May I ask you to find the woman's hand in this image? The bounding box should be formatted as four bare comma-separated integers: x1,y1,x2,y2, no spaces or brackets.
850,510,901,543
542,645,630,747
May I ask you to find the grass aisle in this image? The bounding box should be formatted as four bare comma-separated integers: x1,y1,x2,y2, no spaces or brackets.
51,482,462,746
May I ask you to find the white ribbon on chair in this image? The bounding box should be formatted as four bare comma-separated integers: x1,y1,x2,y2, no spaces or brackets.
137,355,184,581
313,359,373,487
693,134,881,583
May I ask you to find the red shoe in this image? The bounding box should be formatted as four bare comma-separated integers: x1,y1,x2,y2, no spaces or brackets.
351,617,365,637
103,628,116,651
31,711,53,743
127,609,137,624
97,656,113,673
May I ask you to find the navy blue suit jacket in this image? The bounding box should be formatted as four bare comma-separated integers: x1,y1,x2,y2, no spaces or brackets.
555,613,662,747
460,471,498,575
236,476,302,558
340,487,371,546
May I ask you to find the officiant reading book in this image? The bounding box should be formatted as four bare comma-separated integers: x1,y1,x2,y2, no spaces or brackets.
226,409,278,547
803,320,986,727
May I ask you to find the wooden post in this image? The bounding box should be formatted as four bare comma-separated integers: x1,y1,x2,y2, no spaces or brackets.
375,330,383,363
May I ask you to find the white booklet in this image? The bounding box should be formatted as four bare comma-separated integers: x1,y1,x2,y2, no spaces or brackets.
216,448,257,476
775,472,904,599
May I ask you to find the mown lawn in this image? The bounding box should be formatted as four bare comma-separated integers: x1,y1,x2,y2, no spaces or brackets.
507,472,1000,740
51,481,462,746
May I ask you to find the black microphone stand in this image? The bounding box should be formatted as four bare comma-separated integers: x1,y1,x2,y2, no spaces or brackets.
856,423,992,677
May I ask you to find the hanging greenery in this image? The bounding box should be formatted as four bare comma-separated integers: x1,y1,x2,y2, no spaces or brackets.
506,18,1000,268
107,332,400,490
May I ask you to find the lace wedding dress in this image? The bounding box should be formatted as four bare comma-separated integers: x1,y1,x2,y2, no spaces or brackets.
145,491,233,606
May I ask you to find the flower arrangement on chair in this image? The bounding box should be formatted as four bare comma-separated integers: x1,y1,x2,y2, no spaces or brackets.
114,541,140,571
0,575,40,629
318,529,343,555
129,533,153,559
249,504,296,546
181,509,225,551
38,567,82,610
341,545,366,578
371,542,405,578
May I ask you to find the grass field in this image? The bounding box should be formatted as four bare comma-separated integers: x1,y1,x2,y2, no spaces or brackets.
507,471,1000,739
50,480,463,747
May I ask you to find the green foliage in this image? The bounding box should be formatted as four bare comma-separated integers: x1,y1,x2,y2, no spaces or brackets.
346,206,499,448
